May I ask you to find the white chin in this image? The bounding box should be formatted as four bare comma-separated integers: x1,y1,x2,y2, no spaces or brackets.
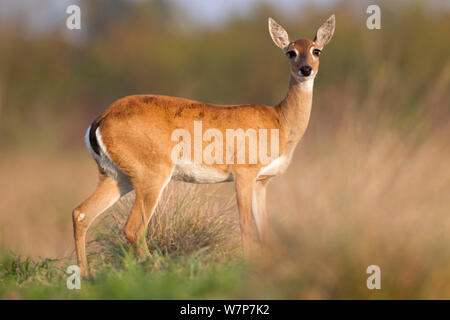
294,74,315,82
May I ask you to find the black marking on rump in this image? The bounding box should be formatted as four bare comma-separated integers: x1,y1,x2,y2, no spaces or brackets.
89,117,103,156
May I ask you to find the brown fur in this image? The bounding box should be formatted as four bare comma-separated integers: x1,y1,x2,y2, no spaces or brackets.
72,15,335,276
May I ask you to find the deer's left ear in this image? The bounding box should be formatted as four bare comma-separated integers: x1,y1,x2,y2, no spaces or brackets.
314,14,335,48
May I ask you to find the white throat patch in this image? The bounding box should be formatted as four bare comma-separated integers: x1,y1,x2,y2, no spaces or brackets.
299,78,314,92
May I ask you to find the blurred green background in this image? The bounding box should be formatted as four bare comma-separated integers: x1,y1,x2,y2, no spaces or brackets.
0,0,448,149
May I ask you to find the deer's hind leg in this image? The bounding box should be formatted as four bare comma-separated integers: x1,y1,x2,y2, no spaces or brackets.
72,174,132,277
124,167,173,259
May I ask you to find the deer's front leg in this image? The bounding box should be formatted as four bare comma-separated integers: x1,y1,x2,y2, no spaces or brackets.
254,178,271,245
234,172,259,257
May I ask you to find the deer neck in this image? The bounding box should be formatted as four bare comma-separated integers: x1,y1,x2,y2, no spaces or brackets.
278,75,314,150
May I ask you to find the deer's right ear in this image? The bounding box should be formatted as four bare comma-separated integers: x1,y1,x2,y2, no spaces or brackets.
268,17,290,51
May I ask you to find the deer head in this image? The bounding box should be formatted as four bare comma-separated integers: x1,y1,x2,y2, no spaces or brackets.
268,15,335,82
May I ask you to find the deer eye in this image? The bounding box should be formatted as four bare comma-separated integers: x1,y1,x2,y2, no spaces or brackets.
286,50,297,58
313,49,321,56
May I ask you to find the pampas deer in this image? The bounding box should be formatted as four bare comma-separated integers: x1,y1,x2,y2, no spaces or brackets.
73,15,335,276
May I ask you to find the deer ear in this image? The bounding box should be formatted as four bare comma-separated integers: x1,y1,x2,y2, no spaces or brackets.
314,14,335,48
268,17,290,51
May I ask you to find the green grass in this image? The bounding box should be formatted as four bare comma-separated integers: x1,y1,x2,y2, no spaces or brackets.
0,250,249,299
0,185,252,300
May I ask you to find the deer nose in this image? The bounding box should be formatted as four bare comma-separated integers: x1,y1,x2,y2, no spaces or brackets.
299,66,312,76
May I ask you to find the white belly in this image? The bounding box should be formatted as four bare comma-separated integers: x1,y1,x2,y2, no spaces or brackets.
172,160,234,184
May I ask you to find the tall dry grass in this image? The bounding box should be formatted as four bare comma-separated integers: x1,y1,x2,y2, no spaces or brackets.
0,151,96,258
256,64,450,299
86,182,240,269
